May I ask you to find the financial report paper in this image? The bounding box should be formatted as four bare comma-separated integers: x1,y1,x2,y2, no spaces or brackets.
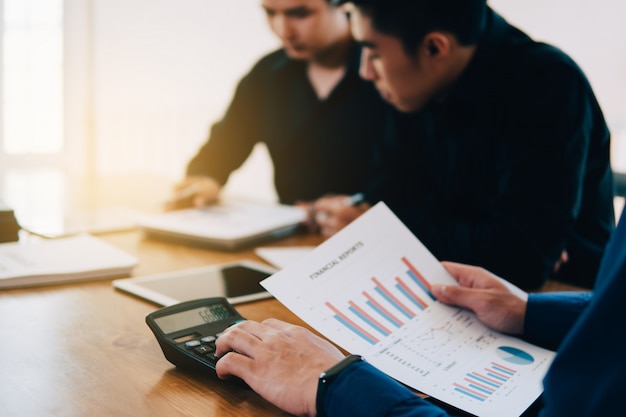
262,202,555,417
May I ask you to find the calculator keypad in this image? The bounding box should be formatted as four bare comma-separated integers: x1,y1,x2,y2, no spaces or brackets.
185,336,219,364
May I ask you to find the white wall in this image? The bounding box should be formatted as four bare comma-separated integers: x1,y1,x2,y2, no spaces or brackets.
77,0,280,200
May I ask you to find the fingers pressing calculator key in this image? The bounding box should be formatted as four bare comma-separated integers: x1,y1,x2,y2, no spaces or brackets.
146,297,245,372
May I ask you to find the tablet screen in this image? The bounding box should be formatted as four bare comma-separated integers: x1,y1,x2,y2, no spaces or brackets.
113,261,277,306
221,265,272,297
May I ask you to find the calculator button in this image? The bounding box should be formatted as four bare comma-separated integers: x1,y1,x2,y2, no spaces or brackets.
205,352,219,364
184,340,201,349
201,336,216,343
193,345,214,355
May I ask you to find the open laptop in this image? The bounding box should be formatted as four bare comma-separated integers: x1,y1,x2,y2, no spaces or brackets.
136,200,308,250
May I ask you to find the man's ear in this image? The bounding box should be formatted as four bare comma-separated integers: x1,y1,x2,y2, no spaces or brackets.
422,33,451,59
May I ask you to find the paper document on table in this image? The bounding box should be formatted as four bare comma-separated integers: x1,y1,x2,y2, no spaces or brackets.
254,246,315,269
0,234,138,289
262,202,554,417
17,206,141,238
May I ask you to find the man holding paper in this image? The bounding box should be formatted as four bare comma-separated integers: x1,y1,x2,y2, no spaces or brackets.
214,205,626,416
209,2,623,415
313,0,614,290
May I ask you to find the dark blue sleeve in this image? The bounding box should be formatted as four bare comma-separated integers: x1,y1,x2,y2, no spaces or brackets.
523,292,591,351
539,209,626,416
323,361,456,417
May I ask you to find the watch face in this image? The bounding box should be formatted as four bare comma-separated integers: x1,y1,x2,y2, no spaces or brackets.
153,303,235,334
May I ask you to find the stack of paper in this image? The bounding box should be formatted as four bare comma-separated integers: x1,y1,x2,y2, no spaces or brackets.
0,234,138,289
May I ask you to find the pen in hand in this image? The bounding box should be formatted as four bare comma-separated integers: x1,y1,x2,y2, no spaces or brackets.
313,193,367,236
316,193,366,221
343,192,365,207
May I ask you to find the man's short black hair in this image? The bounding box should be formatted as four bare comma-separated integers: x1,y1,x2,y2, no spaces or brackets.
333,0,487,52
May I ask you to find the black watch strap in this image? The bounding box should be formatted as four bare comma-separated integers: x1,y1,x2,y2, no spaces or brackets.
316,355,363,417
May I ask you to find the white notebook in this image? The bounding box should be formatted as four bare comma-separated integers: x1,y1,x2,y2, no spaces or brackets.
137,201,307,250
16,206,140,239
0,234,138,289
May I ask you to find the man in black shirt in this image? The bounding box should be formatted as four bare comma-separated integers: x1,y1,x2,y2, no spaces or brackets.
165,0,388,208
315,0,614,290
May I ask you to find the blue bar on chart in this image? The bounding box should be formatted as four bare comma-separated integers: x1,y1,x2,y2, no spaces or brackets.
325,256,440,345
326,301,380,345
363,291,404,328
348,301,392,337
395,276,429,311
402,257,437,301
372,277,416,320
453,362,517,401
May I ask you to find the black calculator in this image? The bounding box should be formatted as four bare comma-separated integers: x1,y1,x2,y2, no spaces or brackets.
146,297,245,372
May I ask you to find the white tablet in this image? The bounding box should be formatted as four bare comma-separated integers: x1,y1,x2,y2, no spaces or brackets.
113,260,277,306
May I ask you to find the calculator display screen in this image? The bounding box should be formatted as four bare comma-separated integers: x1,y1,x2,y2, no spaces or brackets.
154,303,235,334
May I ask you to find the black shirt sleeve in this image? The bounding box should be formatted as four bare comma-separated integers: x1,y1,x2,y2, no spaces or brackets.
186,60,267,185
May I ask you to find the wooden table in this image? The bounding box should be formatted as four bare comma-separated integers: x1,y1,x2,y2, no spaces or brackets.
0,228,585,417
0,172,587,416
0,229,322,417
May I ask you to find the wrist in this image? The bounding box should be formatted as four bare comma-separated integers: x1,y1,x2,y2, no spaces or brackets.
316,355,363,417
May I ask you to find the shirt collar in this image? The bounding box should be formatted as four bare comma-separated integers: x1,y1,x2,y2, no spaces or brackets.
269,41,363,76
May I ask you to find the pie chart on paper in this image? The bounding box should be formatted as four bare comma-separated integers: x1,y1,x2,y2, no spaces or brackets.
496,346,535,365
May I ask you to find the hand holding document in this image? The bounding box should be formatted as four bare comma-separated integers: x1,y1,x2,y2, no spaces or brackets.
261,202,554,417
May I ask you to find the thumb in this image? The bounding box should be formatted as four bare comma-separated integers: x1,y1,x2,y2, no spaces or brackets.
431,284,476,309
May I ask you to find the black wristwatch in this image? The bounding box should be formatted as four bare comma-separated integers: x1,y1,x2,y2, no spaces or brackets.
316,355,363,417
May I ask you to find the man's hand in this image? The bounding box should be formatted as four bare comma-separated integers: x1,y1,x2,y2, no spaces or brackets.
312,194,370,238
294,200,318,234
433,262,528,335
215,319,345,417
164,176,221,210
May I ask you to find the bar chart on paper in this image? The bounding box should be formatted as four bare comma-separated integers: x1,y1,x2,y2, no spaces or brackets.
262,203,556,417
324,256,436,345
